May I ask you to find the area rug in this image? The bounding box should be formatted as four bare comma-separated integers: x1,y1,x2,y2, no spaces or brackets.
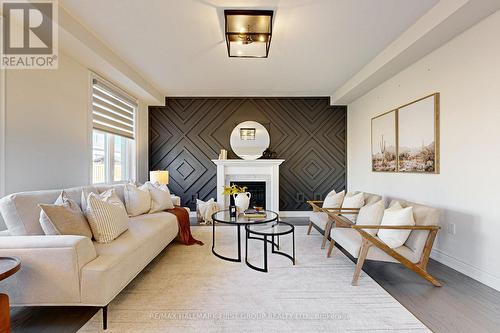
78,226,429,332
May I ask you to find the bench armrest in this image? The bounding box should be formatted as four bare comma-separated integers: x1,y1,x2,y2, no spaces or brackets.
352,225,440,230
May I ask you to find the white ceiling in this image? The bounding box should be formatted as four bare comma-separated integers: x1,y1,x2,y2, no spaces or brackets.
61,0,438,97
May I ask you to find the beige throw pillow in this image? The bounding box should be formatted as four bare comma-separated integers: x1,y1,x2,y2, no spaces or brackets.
377,202,415,248
341,192,365,222
145,181,174,213
85,191,129,243
355,200,385,236
80,187,99,212
39,191,93,238
196,198,219,223
124,183,151,216
323,190,345,208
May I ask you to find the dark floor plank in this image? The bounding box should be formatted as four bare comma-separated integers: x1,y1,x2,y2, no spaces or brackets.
10,306,98,333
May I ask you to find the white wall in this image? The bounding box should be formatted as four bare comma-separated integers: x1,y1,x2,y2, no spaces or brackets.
0,51,150,229
136,101,149,184
4,52,91,194
347,10,500,290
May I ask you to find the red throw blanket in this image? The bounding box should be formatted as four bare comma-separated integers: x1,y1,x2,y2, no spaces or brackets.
167,206,203,246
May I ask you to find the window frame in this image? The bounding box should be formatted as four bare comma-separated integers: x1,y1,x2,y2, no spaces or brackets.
88,72,138,185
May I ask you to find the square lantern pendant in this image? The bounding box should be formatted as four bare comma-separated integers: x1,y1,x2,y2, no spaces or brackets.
224,10,273,58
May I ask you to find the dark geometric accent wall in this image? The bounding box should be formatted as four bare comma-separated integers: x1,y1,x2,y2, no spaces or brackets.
149,97,346,211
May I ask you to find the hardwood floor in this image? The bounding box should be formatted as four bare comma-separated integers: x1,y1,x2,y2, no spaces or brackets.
9,219,500,333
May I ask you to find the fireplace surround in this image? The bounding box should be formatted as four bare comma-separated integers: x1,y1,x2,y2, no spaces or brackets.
212,159,284,212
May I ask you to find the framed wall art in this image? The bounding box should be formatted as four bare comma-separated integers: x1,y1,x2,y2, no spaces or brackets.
371,93,440,174
397,93,440,173
371,110,397,172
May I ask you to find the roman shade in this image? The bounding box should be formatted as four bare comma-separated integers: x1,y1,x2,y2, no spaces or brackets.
92,78,137,139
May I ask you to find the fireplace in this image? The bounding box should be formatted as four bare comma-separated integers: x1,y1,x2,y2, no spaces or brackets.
230,181,266,209
212,159,284,212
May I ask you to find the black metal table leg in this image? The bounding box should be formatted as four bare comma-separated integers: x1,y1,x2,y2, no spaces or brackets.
245,222,295,272
212,222,243,262
263,235,268,272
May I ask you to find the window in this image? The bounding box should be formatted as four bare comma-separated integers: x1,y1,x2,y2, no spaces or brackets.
91,76,137,184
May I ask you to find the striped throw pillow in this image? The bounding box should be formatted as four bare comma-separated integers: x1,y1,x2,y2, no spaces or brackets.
85,191,128,243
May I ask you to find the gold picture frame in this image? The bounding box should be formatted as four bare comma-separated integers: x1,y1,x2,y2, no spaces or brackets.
371,109,398,172
371,93,440,174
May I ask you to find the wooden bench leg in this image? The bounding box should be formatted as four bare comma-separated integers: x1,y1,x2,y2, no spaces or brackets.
321,221,333,249
327,239,335,258
412,265,442,287
351,239,372,286
0,293,10,333
306,221,313,235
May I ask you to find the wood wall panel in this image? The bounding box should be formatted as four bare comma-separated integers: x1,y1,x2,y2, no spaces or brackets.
149,97,346,210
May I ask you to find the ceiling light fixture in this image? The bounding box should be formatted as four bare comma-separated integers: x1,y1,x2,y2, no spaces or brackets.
224,9,273,58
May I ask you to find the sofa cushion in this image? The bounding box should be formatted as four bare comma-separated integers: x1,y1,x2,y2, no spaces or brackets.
145,182,174,213
85,191,129,243
377,202,415,248
341,192,365,222
356,200,385,236
80,212,179,305
0,186,95,236
330,228,420,263
309,211,329,231
124,184,151,217
323,190,345,208
0,189,61,235
39,191,93,238
391,199,440,260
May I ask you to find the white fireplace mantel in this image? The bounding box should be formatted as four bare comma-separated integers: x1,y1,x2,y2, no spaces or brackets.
212,159,284,212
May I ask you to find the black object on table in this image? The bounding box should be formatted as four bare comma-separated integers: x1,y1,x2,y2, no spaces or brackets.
211,209,278,263
245,221,295,272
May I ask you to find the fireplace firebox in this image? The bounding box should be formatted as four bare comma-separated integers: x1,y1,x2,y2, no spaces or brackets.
230,181,266,209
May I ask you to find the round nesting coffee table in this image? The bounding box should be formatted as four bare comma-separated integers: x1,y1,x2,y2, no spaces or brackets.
245,221,295,272
1,257,21,333
212,210,278,263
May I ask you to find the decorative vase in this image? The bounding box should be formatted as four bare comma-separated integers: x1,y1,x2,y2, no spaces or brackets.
233,192,251,213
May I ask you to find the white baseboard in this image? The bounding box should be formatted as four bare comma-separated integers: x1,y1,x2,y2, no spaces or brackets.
189,211,311,218
431,248,500,291
279,211,311,218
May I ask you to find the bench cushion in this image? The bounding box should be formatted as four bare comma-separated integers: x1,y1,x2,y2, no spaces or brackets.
331,228,420,264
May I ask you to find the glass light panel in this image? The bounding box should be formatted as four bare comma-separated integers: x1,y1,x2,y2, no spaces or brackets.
225,10,273,58
226,14,271,34
229,40,268,57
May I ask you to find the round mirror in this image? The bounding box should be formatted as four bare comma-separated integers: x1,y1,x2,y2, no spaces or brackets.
230,121,270,160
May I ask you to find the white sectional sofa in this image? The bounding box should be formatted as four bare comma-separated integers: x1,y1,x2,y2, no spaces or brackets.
0,184,181,329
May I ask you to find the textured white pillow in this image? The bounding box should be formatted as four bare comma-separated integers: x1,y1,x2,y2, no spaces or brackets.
145,181,174,213
323,190,345,208
85,191,128,243
355,200,385,236
377,202,415,248
39,191,93,238
81,188,98,212
124,183,151,217
341,192,365,222
197,198,219,223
